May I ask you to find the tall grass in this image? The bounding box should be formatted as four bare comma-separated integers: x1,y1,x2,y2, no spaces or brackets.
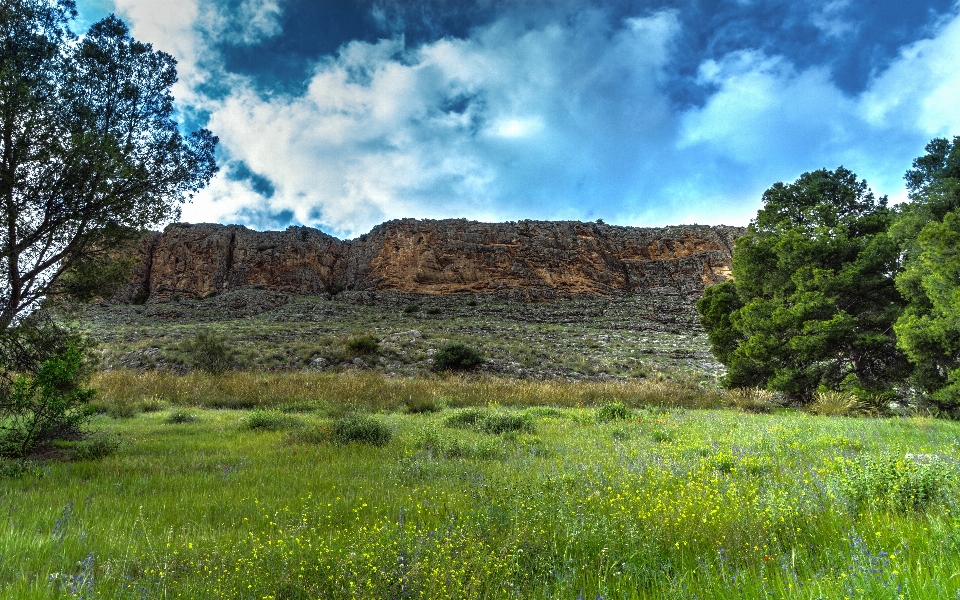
3,404,959,598
90,370,728,415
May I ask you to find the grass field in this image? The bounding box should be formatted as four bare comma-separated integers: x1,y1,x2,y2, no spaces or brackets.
2,372,959,599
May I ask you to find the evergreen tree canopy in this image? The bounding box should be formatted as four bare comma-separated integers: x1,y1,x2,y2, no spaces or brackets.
893,137,960,411
698,167,908,400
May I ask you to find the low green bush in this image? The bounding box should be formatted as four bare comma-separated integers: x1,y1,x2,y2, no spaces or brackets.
835,454,957,512
331,414,392,446
404,396,439,414
240,410,301,431
183,328,236,375
596,401,630,422
73,433,121,461
433,342,484,372
164,410,199,424
443,408,534,435
345,335,380,357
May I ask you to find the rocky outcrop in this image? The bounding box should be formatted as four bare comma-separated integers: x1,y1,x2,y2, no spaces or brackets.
124,219,744,302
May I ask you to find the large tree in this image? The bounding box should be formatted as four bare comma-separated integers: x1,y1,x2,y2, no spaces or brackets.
0,0,216,455
0,0,217,330
891,137,960,411
698,167,909,399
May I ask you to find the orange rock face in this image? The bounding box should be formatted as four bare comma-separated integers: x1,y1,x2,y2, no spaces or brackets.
123,219,743,302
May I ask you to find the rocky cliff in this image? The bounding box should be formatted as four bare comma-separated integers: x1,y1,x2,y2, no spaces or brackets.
119,219,744,303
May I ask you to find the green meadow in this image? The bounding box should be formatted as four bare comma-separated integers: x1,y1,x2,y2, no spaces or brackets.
2,372,959,599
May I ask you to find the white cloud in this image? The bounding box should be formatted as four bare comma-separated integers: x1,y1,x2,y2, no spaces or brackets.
185,9,684,236
679,3,960,207
860,5,960,137
809,0,858,39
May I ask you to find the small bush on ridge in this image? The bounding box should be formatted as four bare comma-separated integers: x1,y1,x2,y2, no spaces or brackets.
164,410,199,424
345,335,380,357
73,433,121,461
183,328,236,375
433,342,484,372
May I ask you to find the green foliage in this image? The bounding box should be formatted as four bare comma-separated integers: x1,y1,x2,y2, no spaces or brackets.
595,401,630,422
443,407,534,434
835,455,957,512
0,343,95,458
432,342,484,372
72,432,121,461
52,254,140,304
723,388,779,414
183,328,236,375
331,414,392,446
164,410,199,424
806,390,869,417
891,138,960,412
240,410,300,431
698,167,908,399
0,4,217,330
345,335,380,357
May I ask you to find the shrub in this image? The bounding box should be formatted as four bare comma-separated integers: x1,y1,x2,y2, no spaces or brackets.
478,411,534,434
164,410,198,424
0,343,95,458
433,342,484,372
426,307,442,315
596,401,630,422
807,390,869,417
404,395,439,414
73,433,121,461
345,335,379,357
240,410,300,431
331,414,392,446
724,388,779,414
403,303,420,314
443,408,534,435
836,454,957,512
137,396,166,413
183,328,236,375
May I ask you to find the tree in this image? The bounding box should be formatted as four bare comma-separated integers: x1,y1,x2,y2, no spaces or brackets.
1,0,217,330
892,137,960,412
697,167,909,400
0,1,216,453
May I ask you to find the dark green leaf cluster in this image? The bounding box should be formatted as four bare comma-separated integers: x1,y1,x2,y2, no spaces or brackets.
699,137,960,412
891,137,960,412
1,1,217,329
698,167,909,400
183,328,236,375
432,342,484,372
0,339,94,458
331,414,392,446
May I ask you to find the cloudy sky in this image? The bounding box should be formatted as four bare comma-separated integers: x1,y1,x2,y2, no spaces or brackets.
74,0,960,238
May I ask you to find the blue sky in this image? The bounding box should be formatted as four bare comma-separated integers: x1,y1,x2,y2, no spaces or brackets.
75,0,960,238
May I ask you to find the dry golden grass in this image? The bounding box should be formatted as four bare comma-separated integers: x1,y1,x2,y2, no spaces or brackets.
90,370,728,415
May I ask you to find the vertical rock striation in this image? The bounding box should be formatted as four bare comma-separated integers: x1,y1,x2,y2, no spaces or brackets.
123,219,744,302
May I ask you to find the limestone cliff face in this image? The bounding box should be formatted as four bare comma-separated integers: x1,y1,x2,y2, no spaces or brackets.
126,219,743,302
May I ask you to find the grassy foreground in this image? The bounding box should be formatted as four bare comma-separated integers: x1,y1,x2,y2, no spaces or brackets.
2,373,960,599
